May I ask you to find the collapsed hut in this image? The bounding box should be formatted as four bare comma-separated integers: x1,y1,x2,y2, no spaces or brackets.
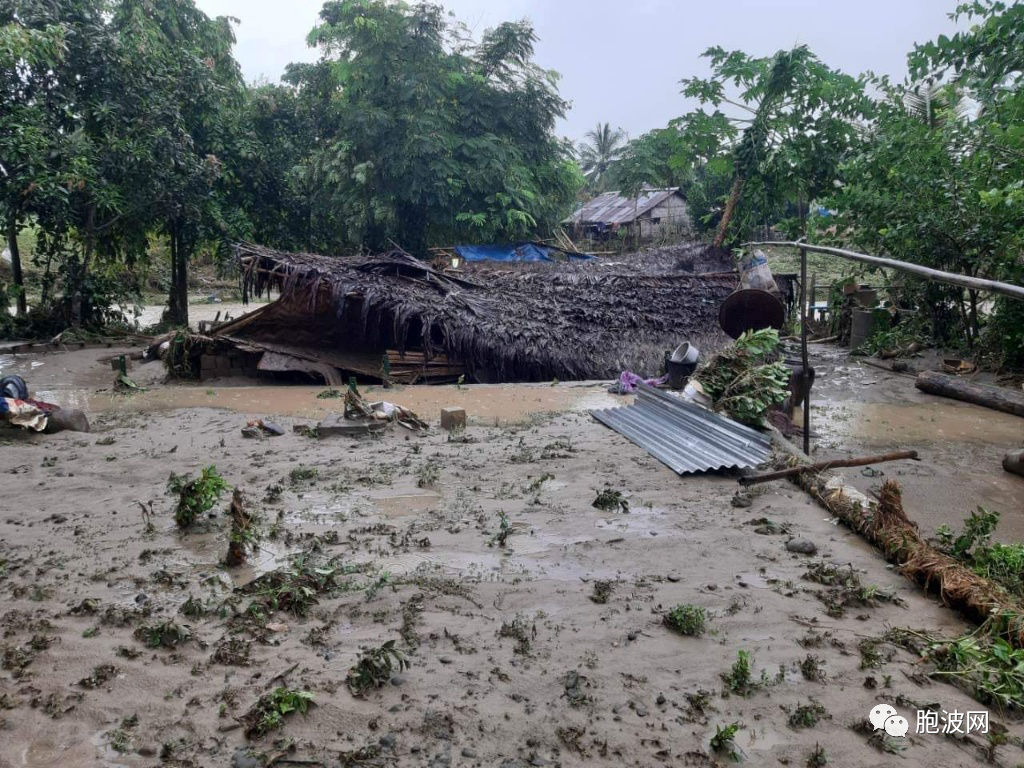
186,243,747,385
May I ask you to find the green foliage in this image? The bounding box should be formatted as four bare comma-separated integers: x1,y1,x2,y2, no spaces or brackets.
937,508,1024,597
721,650,757,696
694,328,790,428
935,507,1000,559
168,466,229,528
133,620,191,649
710,721,742,761
346,640,408,697
663,604,707,636
488,511,511,548
242,554,345,617
296,1,578,252
577,122,626,192
243,687,315,738
787,700,828,729
929,633,1024,710
825,2,1024,358
681,45,872,245
592,488,629,513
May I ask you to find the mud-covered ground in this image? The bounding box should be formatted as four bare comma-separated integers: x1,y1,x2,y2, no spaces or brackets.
0,343,1022,768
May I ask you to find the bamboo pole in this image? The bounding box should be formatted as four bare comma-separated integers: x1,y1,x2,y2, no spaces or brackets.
743,241,1024,302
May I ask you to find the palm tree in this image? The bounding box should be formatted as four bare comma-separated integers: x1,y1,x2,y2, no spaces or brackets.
578,122,626,192
902,82,971,128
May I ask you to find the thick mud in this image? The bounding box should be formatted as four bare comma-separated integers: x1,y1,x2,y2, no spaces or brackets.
0,342,1022,767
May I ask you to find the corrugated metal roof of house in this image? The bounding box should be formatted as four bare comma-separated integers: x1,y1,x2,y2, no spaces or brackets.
564,187,681,225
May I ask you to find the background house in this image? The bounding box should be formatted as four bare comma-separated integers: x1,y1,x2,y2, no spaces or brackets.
564,187,692,246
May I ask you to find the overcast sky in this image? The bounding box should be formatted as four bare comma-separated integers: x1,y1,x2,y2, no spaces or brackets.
195,0,965,142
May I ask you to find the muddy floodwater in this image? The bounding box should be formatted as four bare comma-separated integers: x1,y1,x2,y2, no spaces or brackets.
0,342,1022,768
810,344,1024,542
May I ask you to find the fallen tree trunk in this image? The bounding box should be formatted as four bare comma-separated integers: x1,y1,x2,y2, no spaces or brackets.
915,370,1024,418
768,430,1024,649
1005,449,1024,478
796,473,1024,648
739,449,918,486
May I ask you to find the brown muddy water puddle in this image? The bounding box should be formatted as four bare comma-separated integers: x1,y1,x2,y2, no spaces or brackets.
40,382,622,425
818,399,1024,445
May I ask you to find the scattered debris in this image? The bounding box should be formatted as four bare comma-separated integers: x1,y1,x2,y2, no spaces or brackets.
592,488,629,513
440,407,466,431
168,466,229,529
691,328,790,428
242,687,315,738
347,641,408,697
241,420,284,438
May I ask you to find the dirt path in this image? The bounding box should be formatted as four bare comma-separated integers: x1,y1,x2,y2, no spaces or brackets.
0,346,1022,767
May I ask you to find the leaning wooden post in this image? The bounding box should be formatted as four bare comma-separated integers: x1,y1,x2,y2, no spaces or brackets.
800,244,811,455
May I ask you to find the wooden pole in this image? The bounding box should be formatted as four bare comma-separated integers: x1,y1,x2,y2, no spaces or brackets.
800,244,811,455
743,240,1024,302
739,449,919,486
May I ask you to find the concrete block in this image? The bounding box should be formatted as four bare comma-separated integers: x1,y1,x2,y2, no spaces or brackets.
200,355,218,375
440,407,466,431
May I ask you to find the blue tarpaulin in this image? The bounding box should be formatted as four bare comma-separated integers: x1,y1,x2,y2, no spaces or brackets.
452,242,592,263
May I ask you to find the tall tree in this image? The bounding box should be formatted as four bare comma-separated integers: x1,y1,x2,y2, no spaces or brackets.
682,45,871,247
296,0,578,254
577,122,626,192
112,0,245,327
0,14,67,316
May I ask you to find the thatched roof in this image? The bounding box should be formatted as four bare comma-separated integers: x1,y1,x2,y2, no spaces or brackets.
234,243,739,383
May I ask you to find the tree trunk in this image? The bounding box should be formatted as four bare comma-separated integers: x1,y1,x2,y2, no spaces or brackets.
6,215,27,316
70,204,96,329
713,176,744,249
165,225,189,327
916,370,1024,418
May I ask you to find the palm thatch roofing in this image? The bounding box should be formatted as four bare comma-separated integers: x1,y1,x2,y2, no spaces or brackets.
229,242,740,383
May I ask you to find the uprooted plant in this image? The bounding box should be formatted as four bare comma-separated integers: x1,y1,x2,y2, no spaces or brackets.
692,328,791,428
710,721,743,762
488,511,511,548
242,687,315,738
721,649,771,697
168,466,229,529
894,625,1024,711
592,488,629,513
663,604,707,636
133,620,192,649
346,640,409,697
240,554,349,617
225,489,261,567
802,562,902,618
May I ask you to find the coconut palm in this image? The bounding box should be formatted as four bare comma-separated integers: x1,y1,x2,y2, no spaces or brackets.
577,122,626,192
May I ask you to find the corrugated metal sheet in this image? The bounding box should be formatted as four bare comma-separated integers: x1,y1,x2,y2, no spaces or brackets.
590,383,773,474
565,188,681,225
